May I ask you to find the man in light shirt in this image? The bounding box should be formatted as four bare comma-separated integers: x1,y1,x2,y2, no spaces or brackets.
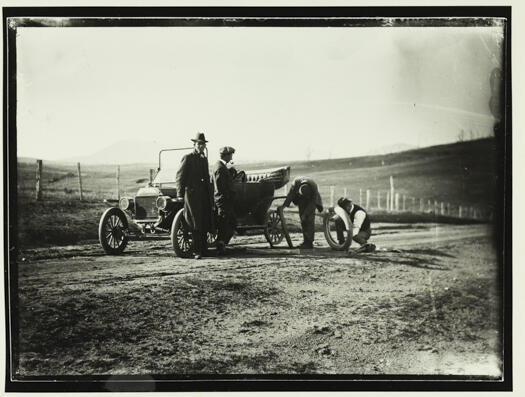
212,146,237,254
335,197,375,255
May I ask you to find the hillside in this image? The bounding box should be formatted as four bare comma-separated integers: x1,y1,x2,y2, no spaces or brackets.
17,138,498,208
241,138,498,209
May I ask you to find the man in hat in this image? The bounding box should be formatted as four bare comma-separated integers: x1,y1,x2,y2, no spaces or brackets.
335,197,375,255
278,176,323,249
212,146,237,254
175,132,214,259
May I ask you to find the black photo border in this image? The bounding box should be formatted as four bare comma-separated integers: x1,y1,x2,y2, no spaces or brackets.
2,6,512,392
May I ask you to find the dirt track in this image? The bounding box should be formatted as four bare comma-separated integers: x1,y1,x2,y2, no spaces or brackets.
14,223,501,377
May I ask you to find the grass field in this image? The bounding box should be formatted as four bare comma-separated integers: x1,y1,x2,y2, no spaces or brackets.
14,138,498,249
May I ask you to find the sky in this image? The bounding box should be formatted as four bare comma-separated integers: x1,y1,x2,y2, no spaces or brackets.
16,22,504,164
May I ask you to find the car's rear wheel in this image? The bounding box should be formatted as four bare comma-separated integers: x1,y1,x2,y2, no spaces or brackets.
171,208,193,258
264,209,285,247
323,210,352,251
207,232,217,248
99,207,129,254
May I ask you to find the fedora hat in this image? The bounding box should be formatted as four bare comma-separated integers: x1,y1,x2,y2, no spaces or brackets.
191,132,208,143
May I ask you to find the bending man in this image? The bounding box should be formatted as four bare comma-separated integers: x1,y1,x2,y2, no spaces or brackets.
278,176,323,249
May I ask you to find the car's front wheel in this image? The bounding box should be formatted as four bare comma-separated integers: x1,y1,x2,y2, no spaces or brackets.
171,208,193,258
99,207,129,254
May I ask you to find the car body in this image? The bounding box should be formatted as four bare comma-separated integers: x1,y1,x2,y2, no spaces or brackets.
98,147,292,257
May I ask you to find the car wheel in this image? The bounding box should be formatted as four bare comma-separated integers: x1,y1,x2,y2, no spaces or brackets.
264,209,285,247
206,232,217,248
171,208,193,258
99,207,129,255
323,210,352,251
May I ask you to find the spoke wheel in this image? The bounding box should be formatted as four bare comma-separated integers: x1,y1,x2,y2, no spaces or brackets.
99,207,129,255
206,232,217,248
171,208,193,258
323,211,352,251
264,209,285,247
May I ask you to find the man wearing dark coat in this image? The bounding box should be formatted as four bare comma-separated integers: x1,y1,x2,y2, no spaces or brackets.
278,176,323,249
212,146,237,254
175,132,213,259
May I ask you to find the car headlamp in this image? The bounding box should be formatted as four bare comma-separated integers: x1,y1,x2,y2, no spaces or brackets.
119,197,133,211
156,196,170,211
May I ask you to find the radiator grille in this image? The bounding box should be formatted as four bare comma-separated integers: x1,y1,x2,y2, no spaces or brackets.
135,196,158,219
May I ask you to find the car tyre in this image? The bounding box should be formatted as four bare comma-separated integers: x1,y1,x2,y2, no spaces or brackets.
99,207,129,255
171,208,193,258
323,210,352,251
264,209,285,247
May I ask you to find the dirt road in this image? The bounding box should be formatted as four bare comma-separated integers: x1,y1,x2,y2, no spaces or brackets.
14,223,501,378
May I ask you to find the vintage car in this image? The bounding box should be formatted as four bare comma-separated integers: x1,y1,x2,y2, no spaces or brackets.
98,147,293,257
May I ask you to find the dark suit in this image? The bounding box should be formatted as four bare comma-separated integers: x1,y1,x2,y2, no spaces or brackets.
175,150,213,254
283,177,323,246
212,160,236,245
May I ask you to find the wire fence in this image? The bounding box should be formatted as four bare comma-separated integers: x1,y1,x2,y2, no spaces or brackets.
20,159,491,221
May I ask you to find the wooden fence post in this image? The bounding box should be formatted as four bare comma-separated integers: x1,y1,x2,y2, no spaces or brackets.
390,176,395,213
386,192,390,212
420,198,424,212
395,193,400,212
377,191,381,210
343,187,347,199
402,195,406,211
434,200,438,214
35,159,43,201
77,162,83,201
440,202,445,215
459,206,463,218
330,186,335,207
116,165,120,200
366,189,370,209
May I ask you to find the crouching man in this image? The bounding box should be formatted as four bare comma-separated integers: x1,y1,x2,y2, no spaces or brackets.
212,146,237,255
335,197,375,255
278,177,323,249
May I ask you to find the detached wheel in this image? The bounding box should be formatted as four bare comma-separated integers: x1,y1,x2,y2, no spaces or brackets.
99,207,129,255
323,211,352,251
171,208,193,258
264,209,285,247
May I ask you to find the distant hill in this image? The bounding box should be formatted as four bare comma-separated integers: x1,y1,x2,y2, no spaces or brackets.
367,143,418,156
53,139,420,166
58,140,168,165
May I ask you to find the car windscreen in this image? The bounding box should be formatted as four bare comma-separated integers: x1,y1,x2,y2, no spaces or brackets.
153,148,193,185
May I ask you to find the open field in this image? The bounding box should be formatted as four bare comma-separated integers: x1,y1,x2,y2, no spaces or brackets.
15,138,496,249
17,138,498,207
13,224,501,377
